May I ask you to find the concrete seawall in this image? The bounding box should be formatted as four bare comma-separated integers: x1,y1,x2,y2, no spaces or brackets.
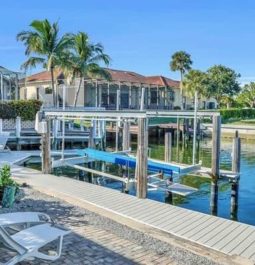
204,124,255,139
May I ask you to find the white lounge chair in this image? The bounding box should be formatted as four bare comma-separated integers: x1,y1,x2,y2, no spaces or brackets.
0,223,70,265
0,212,70,264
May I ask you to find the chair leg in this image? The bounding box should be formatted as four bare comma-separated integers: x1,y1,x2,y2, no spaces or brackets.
34,236,63,262
4,253,28,265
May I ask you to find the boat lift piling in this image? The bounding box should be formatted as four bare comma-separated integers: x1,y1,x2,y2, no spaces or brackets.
210,115,221,215
122,119,131,193
41,119,51,174
136,117,148,199
164,132,172,163
231,130,241,219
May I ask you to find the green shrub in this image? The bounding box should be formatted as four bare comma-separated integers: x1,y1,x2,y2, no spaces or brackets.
220,108,255,122
0,100,42,120
0,165,16,188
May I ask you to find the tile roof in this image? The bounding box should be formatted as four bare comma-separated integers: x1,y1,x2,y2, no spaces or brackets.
21,68,180,88
24,69,63,82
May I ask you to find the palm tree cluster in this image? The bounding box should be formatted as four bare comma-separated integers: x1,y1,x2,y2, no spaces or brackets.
17,19,111,107
170,51,241,109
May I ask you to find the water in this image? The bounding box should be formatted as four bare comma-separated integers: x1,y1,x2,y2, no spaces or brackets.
25,138,255,226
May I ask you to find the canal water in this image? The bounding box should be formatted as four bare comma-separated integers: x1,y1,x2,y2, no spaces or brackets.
25,138,255,226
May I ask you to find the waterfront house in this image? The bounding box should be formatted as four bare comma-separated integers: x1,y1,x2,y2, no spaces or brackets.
19,68,217,109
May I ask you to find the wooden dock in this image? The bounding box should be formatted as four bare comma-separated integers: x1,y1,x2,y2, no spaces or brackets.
10,164,255,264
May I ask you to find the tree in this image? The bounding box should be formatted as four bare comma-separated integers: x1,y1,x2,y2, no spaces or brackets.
220,95,235,109
17,19,73,107
170,51,193,109
183,70,211,99
236,82,255,108
207,65,241,106
62,32,111,107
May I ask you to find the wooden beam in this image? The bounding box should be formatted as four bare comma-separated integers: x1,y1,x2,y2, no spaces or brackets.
41,119,51,174
164,132,172,163
136,118,148,199
122,120,130,151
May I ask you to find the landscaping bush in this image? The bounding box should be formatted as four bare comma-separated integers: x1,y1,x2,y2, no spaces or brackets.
0,100,42,120
220,108,255,122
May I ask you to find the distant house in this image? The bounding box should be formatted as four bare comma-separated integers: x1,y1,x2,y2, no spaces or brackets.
19,68,217,109
0,66,23,100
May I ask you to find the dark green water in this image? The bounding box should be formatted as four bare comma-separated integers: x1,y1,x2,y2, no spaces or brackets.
25,138,255,226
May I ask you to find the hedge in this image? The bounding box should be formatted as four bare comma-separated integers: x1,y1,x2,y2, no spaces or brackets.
220,108,255,121
0,100,42,120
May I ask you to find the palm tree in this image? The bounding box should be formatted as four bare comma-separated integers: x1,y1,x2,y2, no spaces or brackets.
17,19,73,107
170,51,192,109
62,32,111,107
183,70,211,99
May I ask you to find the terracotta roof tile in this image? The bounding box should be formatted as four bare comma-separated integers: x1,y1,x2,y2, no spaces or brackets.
25,69,63,82
22,68,180,88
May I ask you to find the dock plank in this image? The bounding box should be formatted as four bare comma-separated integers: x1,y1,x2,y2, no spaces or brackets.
11,164,255,263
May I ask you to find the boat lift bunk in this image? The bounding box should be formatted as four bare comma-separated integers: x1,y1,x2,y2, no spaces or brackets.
75,148,199,196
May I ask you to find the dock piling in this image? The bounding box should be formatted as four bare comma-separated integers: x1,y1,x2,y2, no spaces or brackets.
231,130,241,219
210,115,221,215
136,118,148,199
164,132,172,163
41,119,51,174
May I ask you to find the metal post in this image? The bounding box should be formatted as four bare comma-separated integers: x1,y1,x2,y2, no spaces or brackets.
95,80,98,107
231,130,241,219
61,85,66,160
129,83,132,109
16,116,21,151
15,73,19,100
192,91,198,165
115,87,120,151
140,86,145,110
136,118,148,199
156,85,159,109
107,82,110,108
177,116,180,162
210,115,221,215
0,73,3,101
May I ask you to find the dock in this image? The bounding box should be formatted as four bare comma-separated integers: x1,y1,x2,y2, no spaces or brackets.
10,164,255,264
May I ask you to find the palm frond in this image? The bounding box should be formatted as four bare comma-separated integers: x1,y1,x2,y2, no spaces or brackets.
21,57,45,70
86,64,111,81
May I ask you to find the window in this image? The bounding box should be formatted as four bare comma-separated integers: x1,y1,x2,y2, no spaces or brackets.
45,87,53,94
150,90,157,104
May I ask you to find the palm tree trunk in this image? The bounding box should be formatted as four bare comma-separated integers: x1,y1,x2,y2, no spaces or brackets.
73,77,83,107
180,71,184,110
50,66,56,107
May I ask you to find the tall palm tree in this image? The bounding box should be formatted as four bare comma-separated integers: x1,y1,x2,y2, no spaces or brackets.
62,32,111,107
17,19,73,107
170,51,192,109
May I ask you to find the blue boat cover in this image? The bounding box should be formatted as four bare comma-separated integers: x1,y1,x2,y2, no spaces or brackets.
76,148,181,175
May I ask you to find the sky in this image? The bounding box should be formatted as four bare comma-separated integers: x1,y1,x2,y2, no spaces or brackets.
1,0,255,82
